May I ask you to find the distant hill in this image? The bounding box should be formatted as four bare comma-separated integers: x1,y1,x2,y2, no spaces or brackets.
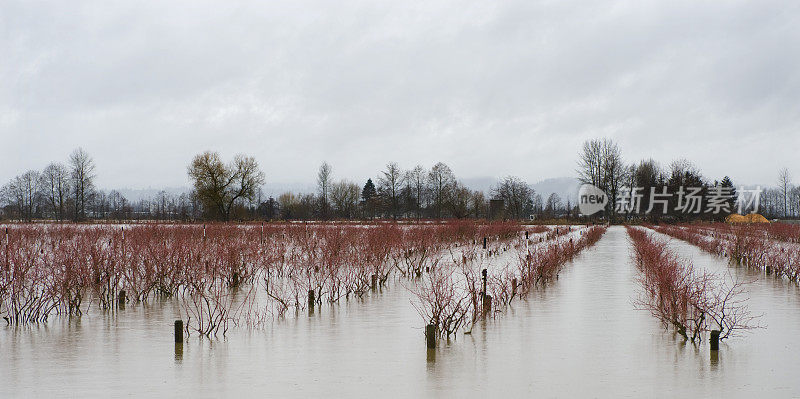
531,177,581,203
461,176,497,193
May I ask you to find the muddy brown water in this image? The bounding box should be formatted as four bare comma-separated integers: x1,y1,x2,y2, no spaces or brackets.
2,226,799,397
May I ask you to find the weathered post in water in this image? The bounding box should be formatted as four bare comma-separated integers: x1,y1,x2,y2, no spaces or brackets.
308,289,315,309
710,330,720,351
4,228,8,271
371,274,377,289
426,324,436,349
118,290,126,309
481,269,487,300
483,295,492,315
232,272,240,287
511,278,517,296
174,320,184,343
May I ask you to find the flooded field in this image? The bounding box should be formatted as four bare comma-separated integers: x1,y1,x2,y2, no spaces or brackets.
2,226,799,397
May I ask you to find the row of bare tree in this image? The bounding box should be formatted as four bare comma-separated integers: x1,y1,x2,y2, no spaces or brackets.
3,146,606,222
186,152,571,221
1,148,95,221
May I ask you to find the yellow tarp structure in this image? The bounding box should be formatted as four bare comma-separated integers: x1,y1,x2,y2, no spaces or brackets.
726,214,746,223
743,213,769,223
726,213,769,224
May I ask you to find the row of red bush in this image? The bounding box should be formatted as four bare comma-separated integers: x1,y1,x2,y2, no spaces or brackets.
652,224,800,283
626,226,757,342
516,226,606,293
0,221,525,334
410,225,606,339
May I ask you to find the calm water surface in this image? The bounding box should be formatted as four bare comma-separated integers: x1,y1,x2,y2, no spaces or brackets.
2,226,799,397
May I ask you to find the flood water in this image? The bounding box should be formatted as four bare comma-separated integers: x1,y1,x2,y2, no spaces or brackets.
2,226,799,397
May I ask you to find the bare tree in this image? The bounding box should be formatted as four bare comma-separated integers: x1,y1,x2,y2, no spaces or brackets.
155,190,171,219
532,193,543,217
40,163,71,221
187,151,265,221
401,171,416,216
668,159,701,181
177,193,192,220
428,162,455,218
491,176,534,219
544,193,563,218
469,190,486,219
69,147,96,221
330,180,361,218
108,190,127,219
378,162,403,219
407,165,427,218
577,138,625,219
317,161,333,219
577,139,604,188
779,168,791,218
1,171,41,220
633,159,664,219
793,186,800,218
277,192,298,219
600,140,625,219
448,182,472,218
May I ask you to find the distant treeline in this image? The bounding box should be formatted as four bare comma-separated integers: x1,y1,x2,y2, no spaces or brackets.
1,143,798,222
1,149,568,222
576,139,799,222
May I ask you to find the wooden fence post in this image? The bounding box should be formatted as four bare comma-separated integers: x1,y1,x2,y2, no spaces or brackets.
426,324,436,349
174,320,184,343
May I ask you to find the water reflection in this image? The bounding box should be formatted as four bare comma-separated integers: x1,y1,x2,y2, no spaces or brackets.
174,343,183,363
426,348,436,365
710,350,719,370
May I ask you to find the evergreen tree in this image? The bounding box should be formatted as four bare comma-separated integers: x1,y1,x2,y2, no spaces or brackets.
361,178,377,202
361,179,378,218
720,176,737,215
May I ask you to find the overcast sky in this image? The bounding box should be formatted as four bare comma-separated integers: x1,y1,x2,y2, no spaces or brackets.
2,0,799,191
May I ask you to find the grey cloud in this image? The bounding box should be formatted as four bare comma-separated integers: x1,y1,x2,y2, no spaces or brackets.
1,0,799,190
